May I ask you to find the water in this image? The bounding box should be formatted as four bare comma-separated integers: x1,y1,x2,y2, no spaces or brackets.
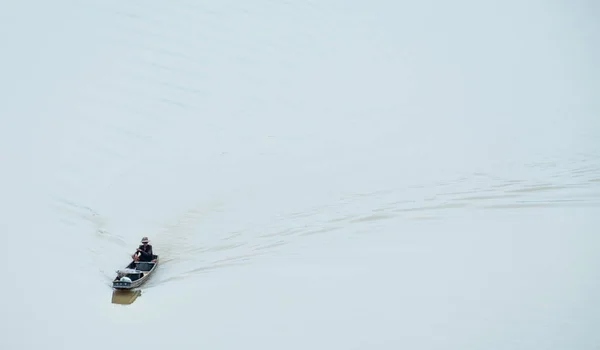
2,0,599,349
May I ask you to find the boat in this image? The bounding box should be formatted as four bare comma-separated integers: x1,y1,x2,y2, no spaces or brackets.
112,255,159,290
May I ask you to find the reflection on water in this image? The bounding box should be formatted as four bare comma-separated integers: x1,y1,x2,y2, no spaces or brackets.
111,289,142,305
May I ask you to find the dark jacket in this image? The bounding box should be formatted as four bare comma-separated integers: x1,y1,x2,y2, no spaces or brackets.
137,244,154,261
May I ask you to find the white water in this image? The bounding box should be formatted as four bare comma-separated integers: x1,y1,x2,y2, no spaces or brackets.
2,1,600,349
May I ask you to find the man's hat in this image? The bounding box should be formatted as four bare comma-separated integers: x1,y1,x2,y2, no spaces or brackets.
141,237,149,243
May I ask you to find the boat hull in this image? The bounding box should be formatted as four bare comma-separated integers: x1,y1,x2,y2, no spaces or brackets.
113,255,159,290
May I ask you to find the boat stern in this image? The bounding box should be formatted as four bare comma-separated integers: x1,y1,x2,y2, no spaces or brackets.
113,276,134,289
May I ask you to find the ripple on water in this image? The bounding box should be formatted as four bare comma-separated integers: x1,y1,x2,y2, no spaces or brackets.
94,156,600,290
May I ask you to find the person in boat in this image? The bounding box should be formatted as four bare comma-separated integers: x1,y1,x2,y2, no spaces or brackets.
127,237,154,268
133,236,154,262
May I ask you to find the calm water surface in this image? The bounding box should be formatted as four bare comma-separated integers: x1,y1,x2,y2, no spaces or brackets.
1,0,599,349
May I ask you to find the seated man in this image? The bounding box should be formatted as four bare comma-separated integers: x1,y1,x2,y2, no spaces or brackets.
127,236,154,268
132,236,154,262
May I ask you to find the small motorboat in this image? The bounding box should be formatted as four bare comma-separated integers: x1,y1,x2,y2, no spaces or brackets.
113,255,159,290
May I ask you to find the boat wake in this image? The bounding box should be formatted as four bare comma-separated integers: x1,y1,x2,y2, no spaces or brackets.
53,154,600,293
